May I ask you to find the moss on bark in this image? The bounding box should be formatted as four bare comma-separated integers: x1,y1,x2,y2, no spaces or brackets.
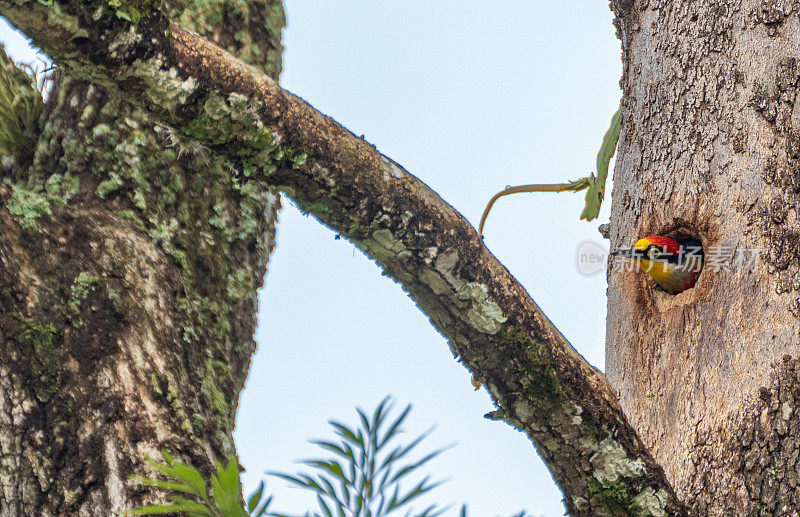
0,0,286,512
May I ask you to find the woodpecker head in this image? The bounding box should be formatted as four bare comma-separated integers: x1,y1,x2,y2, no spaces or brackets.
611,236,704,294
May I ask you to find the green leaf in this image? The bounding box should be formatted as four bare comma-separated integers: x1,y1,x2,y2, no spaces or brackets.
298,474,325,494
210,455,244,516
252,495,273,517
341,480,351,507
376,467,392,496
303,460,348,486
247,481,264,513
419,503,449,517
129,451,258,517
146,457,208,497
310,440,348,459
167,496,215,516
388,476,445,512
342,443,356,466
372,396,392,438
125,504,191,515
381,427,432,472
317,495,334,517
376,492,388,516
356,407,372,438
580,106,621,221
318,476,343,505
269,472,315,490
330,421,363,448
129,475,197,494
377,404,410,450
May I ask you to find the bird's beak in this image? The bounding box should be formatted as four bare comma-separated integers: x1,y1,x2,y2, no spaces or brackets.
610,248,642,259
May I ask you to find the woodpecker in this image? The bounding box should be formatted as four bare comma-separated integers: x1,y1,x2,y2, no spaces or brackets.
611,236,704,294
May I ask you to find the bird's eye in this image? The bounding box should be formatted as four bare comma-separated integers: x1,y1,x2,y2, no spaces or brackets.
648,246,661,260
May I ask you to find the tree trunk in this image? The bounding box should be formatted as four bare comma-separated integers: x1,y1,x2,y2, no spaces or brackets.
608,0,800,513
0,0,284,513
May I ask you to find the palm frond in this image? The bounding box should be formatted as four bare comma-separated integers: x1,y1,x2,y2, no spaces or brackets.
270,396,450,516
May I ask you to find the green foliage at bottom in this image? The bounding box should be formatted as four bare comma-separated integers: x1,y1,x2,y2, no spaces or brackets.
127,451,271,517
268,396,451,517
128,397,534,517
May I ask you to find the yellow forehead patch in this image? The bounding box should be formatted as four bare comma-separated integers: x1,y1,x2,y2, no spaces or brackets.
633,238,652,251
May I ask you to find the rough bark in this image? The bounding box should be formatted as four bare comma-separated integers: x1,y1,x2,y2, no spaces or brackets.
0,0,284,512
0,1,687,515
608,0,800,513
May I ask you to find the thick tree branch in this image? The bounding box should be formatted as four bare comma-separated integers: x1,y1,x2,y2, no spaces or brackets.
0,2,684,514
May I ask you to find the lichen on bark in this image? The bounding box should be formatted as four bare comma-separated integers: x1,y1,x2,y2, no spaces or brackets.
0,0,286,513
0,45,43,167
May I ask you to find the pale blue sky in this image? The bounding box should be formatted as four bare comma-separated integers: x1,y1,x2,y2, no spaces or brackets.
1,2,620,515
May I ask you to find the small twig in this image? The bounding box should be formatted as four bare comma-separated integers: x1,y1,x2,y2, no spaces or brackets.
478,179,589,236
